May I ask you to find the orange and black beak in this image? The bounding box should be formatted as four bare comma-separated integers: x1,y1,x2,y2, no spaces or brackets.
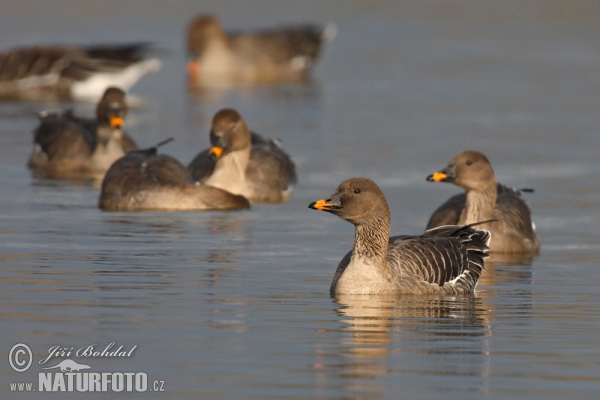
427,165,455,183
309,192,342,213
209,146,223,158
209,128,228,158
110,116,124,129
187,61,200,86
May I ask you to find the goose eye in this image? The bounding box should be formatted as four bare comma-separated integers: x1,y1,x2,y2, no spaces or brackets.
354,189,361,194
466,160,472,166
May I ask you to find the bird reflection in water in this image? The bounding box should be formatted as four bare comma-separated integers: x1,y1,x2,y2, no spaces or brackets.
314,294,493,393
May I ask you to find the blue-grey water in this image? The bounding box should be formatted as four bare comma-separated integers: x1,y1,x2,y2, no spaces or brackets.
1,1,600,399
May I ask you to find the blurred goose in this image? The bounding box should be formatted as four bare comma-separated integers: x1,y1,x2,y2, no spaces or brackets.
188,131,288,183
190,108,297,203
426,150,540,254
186,14,335,85
309,178,491,296
0,43,160,102
99,138,250,211
27,87,133,178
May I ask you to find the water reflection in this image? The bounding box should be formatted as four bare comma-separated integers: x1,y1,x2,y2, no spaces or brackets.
330,295,492,386
187,79,322,104
101,213,251,262
29,169,104,187
478,252,536,287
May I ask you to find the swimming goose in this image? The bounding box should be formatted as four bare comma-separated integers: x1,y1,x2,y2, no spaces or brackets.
188,131,289,184
192,108,297,203
27,87,133,178
0,43,160,102
99,139,250,211
309,178,491,296
187,14,335,85
426,150,540,254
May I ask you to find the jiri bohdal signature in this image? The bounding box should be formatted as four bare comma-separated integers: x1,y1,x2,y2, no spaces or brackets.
39,343,137,365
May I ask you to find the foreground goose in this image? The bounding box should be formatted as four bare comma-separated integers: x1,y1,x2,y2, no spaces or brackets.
99,139,249,211
0,43,160,102
28,87,134,179
309,178,491,296
186,14,335,85
426,150,540,254
191,108,297,203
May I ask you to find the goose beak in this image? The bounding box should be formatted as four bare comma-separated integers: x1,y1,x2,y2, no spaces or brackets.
426,171,448,182
427,165,455,182
187,60,200,77
187,61,201,86
110,116,124,129
309,193,342,212
209,146,223,158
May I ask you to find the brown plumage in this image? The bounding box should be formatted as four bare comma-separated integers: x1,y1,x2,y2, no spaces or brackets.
0,43,160,102
27,87,134,179
309,178,491,296
190,108,297,203
186,15,335,85
426,150,540,254
99,139,250,211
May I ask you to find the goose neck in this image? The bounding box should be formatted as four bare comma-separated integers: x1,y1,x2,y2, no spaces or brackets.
459,184,497,225
204,149,250,194
353,215,390,264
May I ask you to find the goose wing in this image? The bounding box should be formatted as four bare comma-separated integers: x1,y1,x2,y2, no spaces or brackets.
1,43,151,82
330,249,352,294
58,43,154,81
246,138,297,192
101,150,193,205
387,225,490,289
0,47,70,83
230,25,329,67
1,44,156,101
495,184,538,239
32,111,93,162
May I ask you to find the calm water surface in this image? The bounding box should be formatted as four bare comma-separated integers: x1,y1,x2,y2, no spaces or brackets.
1,1,599,399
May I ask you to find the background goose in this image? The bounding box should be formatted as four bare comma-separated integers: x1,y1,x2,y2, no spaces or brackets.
28,87,133,179
309,178,491,296
188,131,291,184
99,139,250,211
426,150,540,254
192,108,297,203
0,43,160,102
187,14,335,85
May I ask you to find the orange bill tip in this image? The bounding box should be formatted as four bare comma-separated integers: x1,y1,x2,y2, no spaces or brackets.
432,172,447,182
209,146,223,158
187,61,201,87
110,116,124,128
311,199,329,210
187,61,200,76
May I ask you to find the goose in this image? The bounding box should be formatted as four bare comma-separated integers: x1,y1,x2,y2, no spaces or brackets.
309,178,491,296
426,150,540,254
0,43,160,102
27,87,133,178
99,139,249,211
186,14,335,85
188,131,290,184
191,108,297,203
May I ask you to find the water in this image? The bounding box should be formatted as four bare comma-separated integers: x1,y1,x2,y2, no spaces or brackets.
1,1,600,398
